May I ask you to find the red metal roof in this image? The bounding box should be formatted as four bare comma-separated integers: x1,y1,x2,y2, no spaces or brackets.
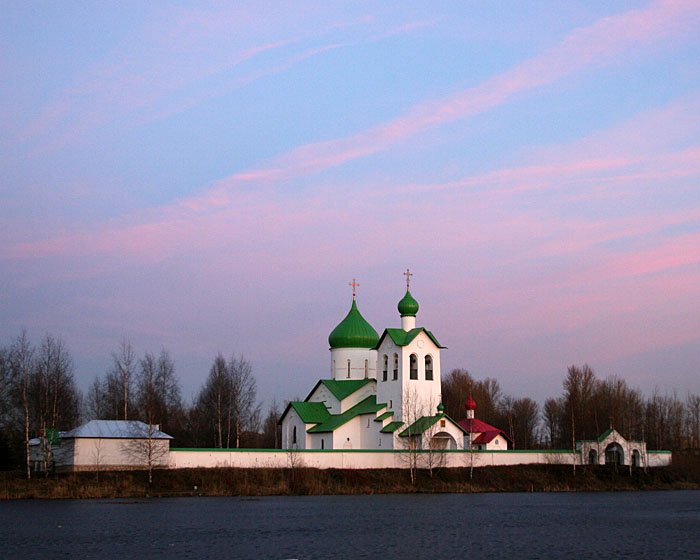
458,417,499,433
472,430,503,444
458,417,512,445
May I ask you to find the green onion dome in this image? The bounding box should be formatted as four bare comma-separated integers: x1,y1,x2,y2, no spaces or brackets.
328,299,380,349
397,290,419,317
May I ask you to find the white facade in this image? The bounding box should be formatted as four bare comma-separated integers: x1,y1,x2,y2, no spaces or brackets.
330,347,377,381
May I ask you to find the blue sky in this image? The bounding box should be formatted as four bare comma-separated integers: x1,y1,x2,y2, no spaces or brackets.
2,1,699,409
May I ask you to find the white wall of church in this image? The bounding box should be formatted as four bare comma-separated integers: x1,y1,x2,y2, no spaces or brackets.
281,409,311,450
330,348,377,380
340,382,376,412
376,332,442,423
307,385,340,414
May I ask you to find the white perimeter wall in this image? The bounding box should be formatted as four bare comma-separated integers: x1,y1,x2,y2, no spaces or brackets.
169,449,672,469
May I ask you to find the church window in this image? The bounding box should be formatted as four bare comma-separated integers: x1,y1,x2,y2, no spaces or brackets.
293,426,297,445
364,359,368,379
393,354,398,380
440,419,446,428
332,360,335,377
410,354,418,380
321,439,324,449
347,359,351,378
367,418,370,427
382,355,388,381
389,399,392,408
425,355,433,380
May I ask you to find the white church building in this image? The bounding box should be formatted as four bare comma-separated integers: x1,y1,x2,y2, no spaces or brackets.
279,272,468,452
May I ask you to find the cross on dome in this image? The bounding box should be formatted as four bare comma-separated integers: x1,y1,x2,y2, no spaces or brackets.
403,268,412,290
349,278,360,299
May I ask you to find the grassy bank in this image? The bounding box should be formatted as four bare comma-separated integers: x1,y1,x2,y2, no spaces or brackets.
2,458,699,499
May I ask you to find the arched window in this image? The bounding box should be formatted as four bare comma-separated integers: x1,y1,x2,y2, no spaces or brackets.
347,359,351,378
425,355,433,380
410,354,418,380
589,449,598,465
364,359,368,379
321,439,324,450
292,426,297,445
382,355,388,381
393,354,398,380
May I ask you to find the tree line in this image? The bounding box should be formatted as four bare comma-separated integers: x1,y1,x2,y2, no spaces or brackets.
442,365,700,453
0,332,282,472
2,330,698,472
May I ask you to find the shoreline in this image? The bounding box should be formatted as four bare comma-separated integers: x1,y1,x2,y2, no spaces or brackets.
2,462,699,499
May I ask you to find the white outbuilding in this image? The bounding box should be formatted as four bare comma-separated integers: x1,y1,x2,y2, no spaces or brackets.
29,420,173,472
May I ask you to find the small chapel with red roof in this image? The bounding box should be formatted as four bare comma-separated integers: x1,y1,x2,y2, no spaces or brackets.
458,393,512,450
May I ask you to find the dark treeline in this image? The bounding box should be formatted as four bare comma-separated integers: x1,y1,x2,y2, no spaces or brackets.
442,365,700,453
0,332,282,472
1,330,698,472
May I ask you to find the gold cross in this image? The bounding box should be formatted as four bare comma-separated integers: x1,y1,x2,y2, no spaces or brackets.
404,268,413,290
349,278,359,299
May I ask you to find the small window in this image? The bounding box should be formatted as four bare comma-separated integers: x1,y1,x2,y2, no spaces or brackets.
410,354,418,380
390,399,393,408
425,355,433,380
440,419,445,428
382,355,388,382
364,359,368,379
378,439,382,447
293,426,297,445
367,418,370,427
347,359,351,378
495,439,499,446
393,354,398,380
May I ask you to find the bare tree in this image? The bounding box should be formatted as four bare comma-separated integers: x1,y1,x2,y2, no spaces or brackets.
9,331,34,479
229,354,258,448
262,399,281,448
109,339,135,420
543,397,563,448
121,422,170,484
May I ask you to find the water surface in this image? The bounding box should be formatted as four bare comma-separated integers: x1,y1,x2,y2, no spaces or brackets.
2,491,698,559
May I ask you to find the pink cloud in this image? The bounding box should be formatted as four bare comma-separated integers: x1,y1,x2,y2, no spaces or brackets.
230,0,700,186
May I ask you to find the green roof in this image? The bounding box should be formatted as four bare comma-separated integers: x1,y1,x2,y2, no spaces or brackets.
377,328,445,349
397,290,419,317
399,415,440,436
307,396,385,433
328,299,379,349
316,378,373,401
380,421,404,433
288,401,330,424
597,428,615,442
374,411,394,422
399,413,467,437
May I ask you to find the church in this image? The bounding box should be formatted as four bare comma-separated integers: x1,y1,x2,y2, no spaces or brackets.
279,271,468,451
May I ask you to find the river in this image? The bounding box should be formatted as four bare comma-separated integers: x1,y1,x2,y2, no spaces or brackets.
2,491,699,559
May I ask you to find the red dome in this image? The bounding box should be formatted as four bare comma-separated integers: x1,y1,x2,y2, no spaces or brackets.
465,394,476,411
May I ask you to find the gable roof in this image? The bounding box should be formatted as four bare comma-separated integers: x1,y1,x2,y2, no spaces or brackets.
458,417,500,433
376,328,445,350
458,417,512,444
307,396,385,433
304,378,374,402
279,400,331,425
380,421,404,433
399,413,466,437
472,430,505,444
62,420,173,440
